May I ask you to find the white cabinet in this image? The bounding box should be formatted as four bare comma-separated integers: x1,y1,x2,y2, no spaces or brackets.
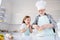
0,7,5,22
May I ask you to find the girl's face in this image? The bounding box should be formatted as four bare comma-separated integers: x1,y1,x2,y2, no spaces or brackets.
38,9,45,15
24,18,31,25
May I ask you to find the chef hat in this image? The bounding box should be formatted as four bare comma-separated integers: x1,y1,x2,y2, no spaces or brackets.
35,0,46,10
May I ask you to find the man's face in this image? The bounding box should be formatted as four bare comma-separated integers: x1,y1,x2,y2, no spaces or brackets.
38,9,45,15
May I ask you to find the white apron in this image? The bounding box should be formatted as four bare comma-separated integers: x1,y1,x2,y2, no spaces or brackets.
32,15,55,40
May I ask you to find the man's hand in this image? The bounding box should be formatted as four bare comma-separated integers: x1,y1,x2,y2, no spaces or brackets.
33,25,39,29
38,24,54,31
42,24,54,29
32,24,54,31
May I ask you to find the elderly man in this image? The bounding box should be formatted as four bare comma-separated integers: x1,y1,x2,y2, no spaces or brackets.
32,0,57,40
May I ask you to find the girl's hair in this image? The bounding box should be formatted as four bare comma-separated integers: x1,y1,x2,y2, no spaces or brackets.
22,16,30,23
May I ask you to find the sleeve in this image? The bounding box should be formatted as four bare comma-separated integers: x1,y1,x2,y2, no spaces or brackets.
48,14,57,33
20,24,26,30
32,16,38,25
49,15,57,27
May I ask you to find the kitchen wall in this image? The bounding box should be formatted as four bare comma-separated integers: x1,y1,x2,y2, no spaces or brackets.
11,0,60,24
1,0,60,24
0,0,60,31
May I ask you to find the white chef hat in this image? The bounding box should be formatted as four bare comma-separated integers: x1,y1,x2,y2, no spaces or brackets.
35,0,46,10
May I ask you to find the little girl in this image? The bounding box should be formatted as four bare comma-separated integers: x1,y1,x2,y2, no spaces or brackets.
20,16,32,40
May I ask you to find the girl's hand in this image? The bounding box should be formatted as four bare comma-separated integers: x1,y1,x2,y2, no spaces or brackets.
26,24,30,28
29,25,32,33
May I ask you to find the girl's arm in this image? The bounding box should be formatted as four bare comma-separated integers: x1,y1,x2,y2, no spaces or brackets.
20,24,27,33
20,28,26,33
29,26,33,33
